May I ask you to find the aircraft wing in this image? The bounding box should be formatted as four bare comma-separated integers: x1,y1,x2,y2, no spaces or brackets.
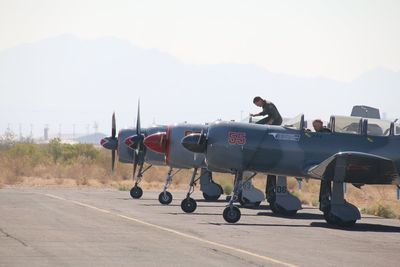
307,151,399,185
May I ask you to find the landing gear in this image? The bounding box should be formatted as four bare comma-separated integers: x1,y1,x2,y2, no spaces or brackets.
158,167,181,205
319,157,360,227
270,201,297,216
237,191,261,208
223,206,241,223
223,171,244,223
323,207,356,227
181,198,197,213
238,172,264,208
181,168,199,213
199,169,223,201
203,191,221,201
266,175,301,216
130,186,143,199
130,164,152,199
159,191,173,205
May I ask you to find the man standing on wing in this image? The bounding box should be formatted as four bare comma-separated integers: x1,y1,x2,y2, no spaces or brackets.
250,96,283,126
250,96,283,204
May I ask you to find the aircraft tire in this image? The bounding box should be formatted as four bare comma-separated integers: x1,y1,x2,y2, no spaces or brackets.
202,183,223,201
202,192,221,201
158,191,173,205
181,198,197,213
223,206,241,223
130,186,143,199
270,202,297,216
238,192,261,208
323,211,356,227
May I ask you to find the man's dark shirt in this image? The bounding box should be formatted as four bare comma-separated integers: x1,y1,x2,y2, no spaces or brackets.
256,101,283,126
316,127,332,133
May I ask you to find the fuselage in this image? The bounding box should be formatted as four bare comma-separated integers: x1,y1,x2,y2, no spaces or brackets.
205,121,400,180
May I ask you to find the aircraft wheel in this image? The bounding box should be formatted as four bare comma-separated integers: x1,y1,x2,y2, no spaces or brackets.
223,206,241,223
270,202,297,216
323,211,356,227
238,192,261,208
130,186,143,199
181,198,197,213
202,184,223,201
202,192,221,201
158,191,173,205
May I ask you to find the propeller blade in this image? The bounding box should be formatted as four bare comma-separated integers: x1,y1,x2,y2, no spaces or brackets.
132,151,138,178
111,149,116,172
136,99,141,135
112,112,116,139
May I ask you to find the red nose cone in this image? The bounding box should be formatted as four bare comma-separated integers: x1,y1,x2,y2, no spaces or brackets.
100,138,108,147
144,132,167,153
124,137,133,147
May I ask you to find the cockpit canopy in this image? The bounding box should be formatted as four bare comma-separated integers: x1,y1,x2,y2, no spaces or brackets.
330,115,399,137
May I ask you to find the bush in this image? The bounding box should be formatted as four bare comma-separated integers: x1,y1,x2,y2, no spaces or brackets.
224,184,233,195
361,204,396,219
0,141,107,184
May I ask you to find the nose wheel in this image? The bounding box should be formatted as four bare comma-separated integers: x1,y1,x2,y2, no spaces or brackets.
130,186,143,199
158,191,173,205
223,206,241,223
181,197,197,213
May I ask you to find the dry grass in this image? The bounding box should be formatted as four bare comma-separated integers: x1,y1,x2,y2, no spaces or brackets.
1,142,399,219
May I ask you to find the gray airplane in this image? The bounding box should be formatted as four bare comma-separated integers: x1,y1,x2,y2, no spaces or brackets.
102,103,225,203
100,112,167,199
182,112,400,227
144,123,265,212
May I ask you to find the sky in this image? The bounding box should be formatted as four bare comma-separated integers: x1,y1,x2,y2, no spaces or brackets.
1,0,400,82
1,0,400,138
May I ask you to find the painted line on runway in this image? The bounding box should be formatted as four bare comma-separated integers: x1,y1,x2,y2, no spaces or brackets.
44,193,298,267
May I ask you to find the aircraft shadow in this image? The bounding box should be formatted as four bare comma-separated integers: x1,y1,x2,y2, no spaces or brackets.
208,222,309,228
310,222,400,233
196,199,229,203
257,211,325,220
141,204,181,207
166,212,261,217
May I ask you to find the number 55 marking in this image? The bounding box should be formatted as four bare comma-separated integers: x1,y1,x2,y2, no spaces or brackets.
228,131,247,145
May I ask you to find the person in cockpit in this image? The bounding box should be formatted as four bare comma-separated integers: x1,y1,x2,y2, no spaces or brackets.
312,119,331,133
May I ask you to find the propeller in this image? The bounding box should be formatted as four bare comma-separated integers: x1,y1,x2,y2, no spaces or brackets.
111,112,116,171
100,112,118,172
132,100,145,179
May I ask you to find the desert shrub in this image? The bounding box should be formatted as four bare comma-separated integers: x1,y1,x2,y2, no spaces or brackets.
224,184,233,195
362,204,396,219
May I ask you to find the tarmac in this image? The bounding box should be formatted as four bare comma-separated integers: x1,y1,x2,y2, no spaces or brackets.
0,187,399,267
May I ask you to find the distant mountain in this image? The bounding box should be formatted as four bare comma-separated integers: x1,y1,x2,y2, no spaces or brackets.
0,34,399,136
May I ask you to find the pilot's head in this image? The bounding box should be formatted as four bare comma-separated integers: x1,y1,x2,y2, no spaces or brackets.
253,96,264,107
312,119,323,132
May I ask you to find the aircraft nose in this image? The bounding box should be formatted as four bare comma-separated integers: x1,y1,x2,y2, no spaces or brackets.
144,132,167,153
181,133,207,153
100,138,108,147
100,137,118,150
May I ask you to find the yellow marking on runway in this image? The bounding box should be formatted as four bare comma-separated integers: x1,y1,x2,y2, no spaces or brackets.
44,193,298,267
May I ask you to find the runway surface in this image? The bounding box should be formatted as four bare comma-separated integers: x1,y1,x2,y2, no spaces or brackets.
0,188,399,267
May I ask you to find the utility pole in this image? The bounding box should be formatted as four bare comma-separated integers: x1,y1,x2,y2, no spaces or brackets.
93,121,99,133
73,124,76,140
19,123,22,141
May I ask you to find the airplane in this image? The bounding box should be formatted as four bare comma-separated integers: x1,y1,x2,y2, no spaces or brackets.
101,103,225,203
181,112,400,227
100,112,167,199
143,122,264,213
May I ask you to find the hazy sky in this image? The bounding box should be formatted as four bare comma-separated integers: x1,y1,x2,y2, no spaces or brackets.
1,0,400,82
